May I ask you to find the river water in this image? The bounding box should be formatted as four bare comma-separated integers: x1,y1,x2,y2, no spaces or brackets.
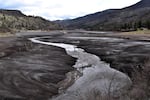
29,37,132,100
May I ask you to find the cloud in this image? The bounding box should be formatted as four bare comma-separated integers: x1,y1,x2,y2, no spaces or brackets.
0,0,141,20
0,0,23,9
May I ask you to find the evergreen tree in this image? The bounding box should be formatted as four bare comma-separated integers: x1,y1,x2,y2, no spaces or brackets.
133,22,138,30
137,20,142,28
146,20,150,29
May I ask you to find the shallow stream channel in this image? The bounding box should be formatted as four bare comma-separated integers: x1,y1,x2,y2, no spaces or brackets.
29,37,132,100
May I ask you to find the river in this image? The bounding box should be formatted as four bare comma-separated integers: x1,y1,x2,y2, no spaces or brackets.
29,37,132,100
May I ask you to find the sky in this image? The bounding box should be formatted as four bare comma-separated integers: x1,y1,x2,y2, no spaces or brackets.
0,0,141,20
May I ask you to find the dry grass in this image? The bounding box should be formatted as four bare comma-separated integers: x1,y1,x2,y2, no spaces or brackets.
75,59,150,100
0,32,14,37
76,88,130,100
128,58,150,100
121,30,150,35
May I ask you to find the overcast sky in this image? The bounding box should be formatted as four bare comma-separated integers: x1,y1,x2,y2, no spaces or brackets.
0,0,141,20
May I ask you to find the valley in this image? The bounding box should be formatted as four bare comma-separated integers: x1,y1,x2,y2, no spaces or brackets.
0,0,149,99
0,31,149,99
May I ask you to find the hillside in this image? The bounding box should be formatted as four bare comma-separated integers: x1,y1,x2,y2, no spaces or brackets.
0,9,61,33
58,0,150,31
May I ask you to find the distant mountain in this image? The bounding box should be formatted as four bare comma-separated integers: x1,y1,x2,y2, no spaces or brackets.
58,0,150,31
0,9,61,33
125,0,150,10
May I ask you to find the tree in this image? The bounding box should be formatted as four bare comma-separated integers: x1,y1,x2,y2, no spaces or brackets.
146,20,150,29
137,20,142,28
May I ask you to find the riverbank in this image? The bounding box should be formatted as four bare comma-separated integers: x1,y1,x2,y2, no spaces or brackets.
0,36,76,100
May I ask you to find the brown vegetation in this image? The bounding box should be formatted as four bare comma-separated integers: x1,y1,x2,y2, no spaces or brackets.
129,58,150,100
0,9,61,33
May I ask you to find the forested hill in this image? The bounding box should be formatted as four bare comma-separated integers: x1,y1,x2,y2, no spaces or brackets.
58,0,150,31
0,9,61,33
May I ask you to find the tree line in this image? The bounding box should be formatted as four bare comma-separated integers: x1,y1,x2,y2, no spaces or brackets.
80,20,150,31
120,20,150,31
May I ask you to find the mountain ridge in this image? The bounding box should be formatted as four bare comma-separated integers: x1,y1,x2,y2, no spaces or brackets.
58,0,150,31
0,9,61,33
0,9,25,17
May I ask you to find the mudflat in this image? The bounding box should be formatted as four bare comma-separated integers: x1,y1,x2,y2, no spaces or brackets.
0,36,75,100
59,31,150,77
0,31,150,100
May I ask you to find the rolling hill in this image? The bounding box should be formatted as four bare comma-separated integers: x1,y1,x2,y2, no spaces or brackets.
0,9,61,33
58,0,150,31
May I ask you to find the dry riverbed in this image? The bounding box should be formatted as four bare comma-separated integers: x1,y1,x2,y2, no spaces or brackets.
0,31,150,100
39,30,150,99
